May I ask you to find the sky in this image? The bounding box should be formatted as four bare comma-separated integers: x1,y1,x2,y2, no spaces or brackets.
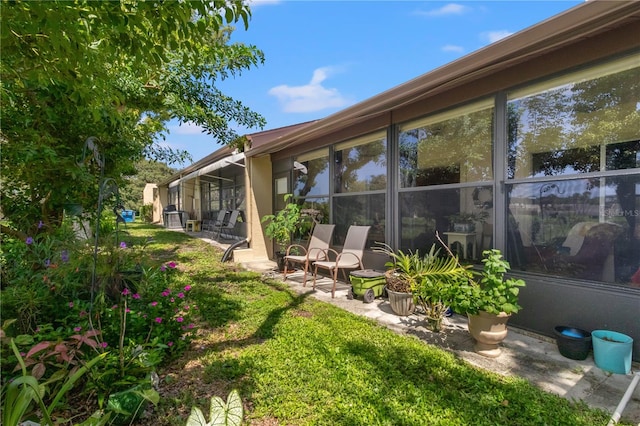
164,0,583,167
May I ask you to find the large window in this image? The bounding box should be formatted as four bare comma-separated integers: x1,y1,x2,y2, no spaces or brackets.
333,132,387,246
399,186,494,260
293,149,330,235
506,55,640,286
399,99,494,187
397,101,495,261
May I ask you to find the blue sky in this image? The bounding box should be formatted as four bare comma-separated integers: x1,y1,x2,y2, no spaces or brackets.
164,0,582,166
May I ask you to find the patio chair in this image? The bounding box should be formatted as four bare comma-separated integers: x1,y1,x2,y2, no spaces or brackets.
203,210,229,238
283,224,336,285
218,210,240,239
312,225,371,298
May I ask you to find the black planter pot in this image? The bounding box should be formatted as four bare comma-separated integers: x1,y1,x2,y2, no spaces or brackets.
554,326,592,360
276,251,286,272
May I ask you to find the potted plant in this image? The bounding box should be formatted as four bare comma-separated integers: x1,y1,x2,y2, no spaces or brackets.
409,244,472,332
447,211,488,233
451,248,526,357
261,194,301,270
376,243,471,329
376,243,416,316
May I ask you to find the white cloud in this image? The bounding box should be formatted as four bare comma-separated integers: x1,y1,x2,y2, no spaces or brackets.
268,66,352,113
482,30,513,44
169,121,206,135
414,3,469,17
442,44,464,53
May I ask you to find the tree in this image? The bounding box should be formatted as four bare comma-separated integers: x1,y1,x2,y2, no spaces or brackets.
1,0,266,235
119,160,176,211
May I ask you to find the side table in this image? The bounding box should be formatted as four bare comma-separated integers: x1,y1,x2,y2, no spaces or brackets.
185,220,201,232
443,232,476,260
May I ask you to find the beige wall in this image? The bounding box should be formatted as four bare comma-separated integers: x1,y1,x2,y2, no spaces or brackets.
233,154,274,263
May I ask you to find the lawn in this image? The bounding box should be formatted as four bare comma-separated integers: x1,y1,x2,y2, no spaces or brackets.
116,223,620,426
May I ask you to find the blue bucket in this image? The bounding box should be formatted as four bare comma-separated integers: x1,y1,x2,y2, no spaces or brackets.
591,330,633,374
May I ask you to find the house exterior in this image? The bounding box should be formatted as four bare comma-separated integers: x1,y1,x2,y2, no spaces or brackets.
157,0,640,359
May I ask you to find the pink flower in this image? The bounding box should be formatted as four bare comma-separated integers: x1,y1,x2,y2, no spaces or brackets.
79,310,87,317
68,302,74,308
184,285,191,291
168,261,177,269
167,341,174,347
176,317,184,323
170,297,175,303
74,326,82,332
177,292,185,299
111,305,118,309
122,288,130,296
160,265,166,272
188,323,195,329
132,293,140,299
155,317,163,323
184,305,190,310
150,301,158,307
101,342,108,348
125,308,131,313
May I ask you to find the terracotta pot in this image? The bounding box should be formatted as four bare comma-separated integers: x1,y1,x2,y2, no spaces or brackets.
467,311,510,358
386,287,415,316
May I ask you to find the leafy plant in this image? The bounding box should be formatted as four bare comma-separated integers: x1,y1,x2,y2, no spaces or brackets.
409,244,473,331
2,339,107,426
375,243,416,293
453,249,526,315
261,194,301,248
186,389,243,426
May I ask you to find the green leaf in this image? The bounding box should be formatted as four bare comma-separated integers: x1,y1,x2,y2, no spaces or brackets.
186,407,207,426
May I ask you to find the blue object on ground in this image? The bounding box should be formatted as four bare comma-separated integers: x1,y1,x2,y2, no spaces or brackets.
592,329,633,374
122,210,135,223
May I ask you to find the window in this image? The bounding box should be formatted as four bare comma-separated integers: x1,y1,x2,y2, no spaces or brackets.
397,100,495,261
505,55,640,286
507,55,639,179
334,133,387,193
332,133,387,246
399,99,494,187
506,175,639,284
333,193,385,248
293,149,329,197
399,187,493,259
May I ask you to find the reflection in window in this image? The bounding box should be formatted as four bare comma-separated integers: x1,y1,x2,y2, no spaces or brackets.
334,133,386,193
507,58,639,179
506,175,639,285
333,194,385,248
293,149,330,197
399,187,493,261
399,100,494,188
295,197,330,242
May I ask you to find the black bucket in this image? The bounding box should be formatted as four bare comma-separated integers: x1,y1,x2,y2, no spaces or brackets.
554,326,592,360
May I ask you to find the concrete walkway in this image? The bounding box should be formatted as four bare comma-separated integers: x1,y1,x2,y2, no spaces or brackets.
240,260,640,425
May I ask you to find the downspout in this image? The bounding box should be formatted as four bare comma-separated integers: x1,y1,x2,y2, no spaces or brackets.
607,371,640,425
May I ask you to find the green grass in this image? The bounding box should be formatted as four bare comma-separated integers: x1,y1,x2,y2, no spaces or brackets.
126,223,619,426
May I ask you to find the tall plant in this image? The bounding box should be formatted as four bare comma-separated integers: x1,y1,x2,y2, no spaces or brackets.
261,194,301,248
409,245,472,331
451,249,526,315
